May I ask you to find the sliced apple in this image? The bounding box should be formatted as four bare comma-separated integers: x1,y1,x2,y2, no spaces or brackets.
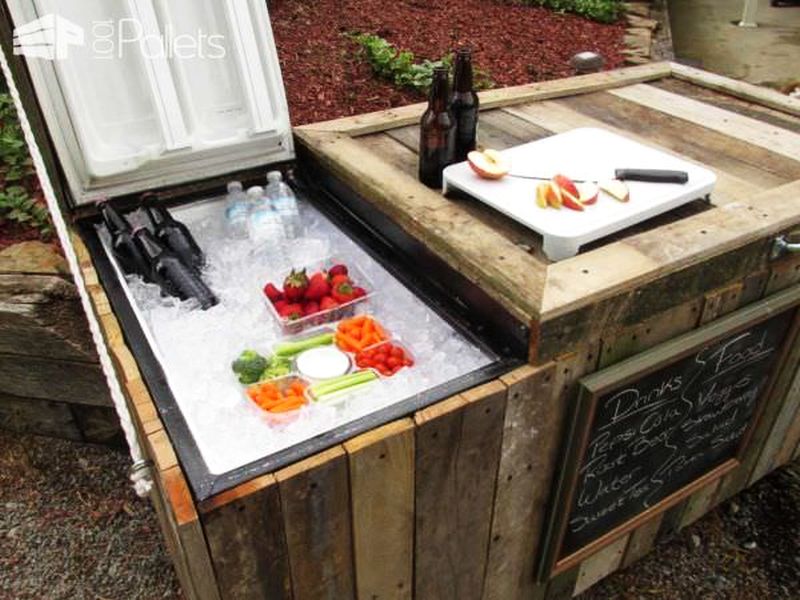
545,181,562,209
552,174,580,200
576,182,599,206
467,149,510,180
599,179,630,203
536,183,549,208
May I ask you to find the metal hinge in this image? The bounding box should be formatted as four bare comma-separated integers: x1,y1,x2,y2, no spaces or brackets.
771,233,800,260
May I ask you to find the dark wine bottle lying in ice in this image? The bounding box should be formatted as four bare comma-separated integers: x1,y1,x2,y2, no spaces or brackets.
98,199,153,281
133,228,218,310
142,194,206,270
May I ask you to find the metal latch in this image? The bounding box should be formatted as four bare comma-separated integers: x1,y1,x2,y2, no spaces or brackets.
771,233,800,260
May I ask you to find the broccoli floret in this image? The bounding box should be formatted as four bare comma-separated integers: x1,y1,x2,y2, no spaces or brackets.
232,350,268,384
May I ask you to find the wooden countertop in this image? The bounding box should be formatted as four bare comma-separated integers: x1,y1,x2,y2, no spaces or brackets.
296,63,800,352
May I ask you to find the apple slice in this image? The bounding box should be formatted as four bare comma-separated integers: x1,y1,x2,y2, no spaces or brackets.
536,183,549,208
467,149,510,180
545,181,562,209
576,182,599,206
553,174,580,199
599,179,630,202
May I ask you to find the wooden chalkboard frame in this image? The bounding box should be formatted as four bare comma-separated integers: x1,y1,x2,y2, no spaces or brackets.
539,285,800,579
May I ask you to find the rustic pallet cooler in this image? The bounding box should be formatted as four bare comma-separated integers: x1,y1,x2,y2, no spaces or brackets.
3,1,800,597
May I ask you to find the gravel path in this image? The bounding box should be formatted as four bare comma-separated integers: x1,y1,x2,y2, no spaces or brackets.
0,430,180,600
1,428,798,599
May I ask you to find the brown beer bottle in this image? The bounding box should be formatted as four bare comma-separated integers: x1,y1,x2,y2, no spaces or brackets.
418,67,456,188
450,48,479,161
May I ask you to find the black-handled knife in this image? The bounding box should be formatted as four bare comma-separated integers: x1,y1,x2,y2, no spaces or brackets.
615,169,689,184
508,168,690,184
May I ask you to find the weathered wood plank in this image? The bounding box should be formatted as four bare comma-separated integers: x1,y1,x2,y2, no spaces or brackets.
298,63,672,136
566,90,800,189
276,446,355,600
0,273,99,361
0,392,82,440
534,344,601,585
652,78,800,134
483,364,556,600
699,282,744,325
0,353,110,406
538,176,800,328
772,366,800,467
480,109,554,146
610,84,800,163
750,357,800,483
414,381,507,600
71,404,123,446
506,98,764,203
200,475,292,600
344,419,414,600
358,133,418,177
544,567,579,600
620,514,663,569
670,62,800,118
679,479,721,528
716,309,800,502
297,129,543,323
573,535,629,596
161,466,222,600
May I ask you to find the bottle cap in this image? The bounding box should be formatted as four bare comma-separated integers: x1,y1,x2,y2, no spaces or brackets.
266,171,283,183
246,186,264,199
227,181,243,193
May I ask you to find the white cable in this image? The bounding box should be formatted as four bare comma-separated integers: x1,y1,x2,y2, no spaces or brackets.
0,48,153,497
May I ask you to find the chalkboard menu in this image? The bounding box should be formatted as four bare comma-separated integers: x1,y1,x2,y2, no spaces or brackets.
541,296,800,577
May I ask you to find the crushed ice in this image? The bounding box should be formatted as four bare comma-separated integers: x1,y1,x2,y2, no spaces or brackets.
111,192,494,474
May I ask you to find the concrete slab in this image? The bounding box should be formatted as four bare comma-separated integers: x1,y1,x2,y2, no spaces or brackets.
669,0,800,86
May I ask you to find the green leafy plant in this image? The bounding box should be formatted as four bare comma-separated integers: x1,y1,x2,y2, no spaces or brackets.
524,0,623,23
0,93,51,238
0,94,35,183
351,33,493,93
0,185,51,236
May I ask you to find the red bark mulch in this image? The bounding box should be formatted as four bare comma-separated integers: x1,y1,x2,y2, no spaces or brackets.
270,0,626,125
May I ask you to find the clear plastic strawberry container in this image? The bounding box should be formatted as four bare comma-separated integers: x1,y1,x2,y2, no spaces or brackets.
262,257,375,336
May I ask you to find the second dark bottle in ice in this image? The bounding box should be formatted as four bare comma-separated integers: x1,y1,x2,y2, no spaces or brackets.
134,228,218,310
142,194,206,270
449,48,479,162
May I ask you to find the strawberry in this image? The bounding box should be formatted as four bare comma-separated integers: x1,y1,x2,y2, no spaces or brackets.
304,272,330,301
331,280,356,304
274,299,288,313
279,303,303,320
319,296,339,311
263,282,283,303
330,274,351,287
328,264,348,278
283,269,309,302
352,286,367,299
302,301,320,316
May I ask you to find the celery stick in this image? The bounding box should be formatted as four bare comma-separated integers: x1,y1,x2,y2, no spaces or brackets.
310,370,378,398
274,332,334,357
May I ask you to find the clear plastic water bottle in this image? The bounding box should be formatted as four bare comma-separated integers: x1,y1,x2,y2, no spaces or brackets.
224,181,249,239
246,186,285,250
265,171,302,239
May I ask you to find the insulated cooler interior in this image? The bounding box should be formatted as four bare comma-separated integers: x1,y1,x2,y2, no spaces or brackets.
91,183,514,497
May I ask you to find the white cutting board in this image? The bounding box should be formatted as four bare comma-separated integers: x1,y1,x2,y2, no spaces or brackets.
442,128,717,261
